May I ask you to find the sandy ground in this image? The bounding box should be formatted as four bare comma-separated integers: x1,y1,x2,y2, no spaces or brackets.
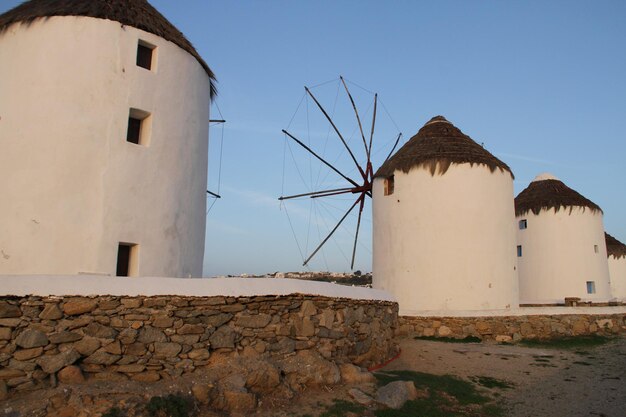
384,336,626,417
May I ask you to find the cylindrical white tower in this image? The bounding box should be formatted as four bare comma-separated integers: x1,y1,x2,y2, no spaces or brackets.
372,116,519,314
515,174,611,304
0,0,216,277
605,233,626,301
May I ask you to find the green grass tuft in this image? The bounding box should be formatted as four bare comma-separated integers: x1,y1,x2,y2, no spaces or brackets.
472,376,514,390
414,335,482,344
519,335,613,349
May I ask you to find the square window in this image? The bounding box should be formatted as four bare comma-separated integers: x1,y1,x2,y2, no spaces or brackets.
136,40,156,70
517,245,522,257
594,245,599,253
116,243,138,277
126,108,151,146
519,219,527,229
586,281,596,294
384,175,395,196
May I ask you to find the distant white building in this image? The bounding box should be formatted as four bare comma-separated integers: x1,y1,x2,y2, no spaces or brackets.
515,174,611,304
0,0,216,277
372,116,519,313
605,233,626,301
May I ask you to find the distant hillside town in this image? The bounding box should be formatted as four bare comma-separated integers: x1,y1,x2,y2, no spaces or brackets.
215,271,373,287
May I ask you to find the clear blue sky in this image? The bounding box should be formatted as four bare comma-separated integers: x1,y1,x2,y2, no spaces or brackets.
2,1,625,276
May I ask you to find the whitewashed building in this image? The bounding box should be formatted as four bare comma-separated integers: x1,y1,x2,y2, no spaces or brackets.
515,174,611,304
605,233,626,301
372,116,519,313
0,0,216,277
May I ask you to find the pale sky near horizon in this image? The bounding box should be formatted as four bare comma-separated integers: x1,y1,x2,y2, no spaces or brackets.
2,0,625,276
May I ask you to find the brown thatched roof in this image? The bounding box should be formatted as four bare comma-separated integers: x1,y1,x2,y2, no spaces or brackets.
605,232,626,259
514,174,602,216
374,116,513,178
0,0,216,98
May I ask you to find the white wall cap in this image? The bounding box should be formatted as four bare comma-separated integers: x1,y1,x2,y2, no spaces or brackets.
0,275,396,302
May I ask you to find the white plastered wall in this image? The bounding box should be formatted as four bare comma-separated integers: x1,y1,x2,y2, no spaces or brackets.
516,208,611,303
608,256,626,301
372,163,519,313
0,16,210,277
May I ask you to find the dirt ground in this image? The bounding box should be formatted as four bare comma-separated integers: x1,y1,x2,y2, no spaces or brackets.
384,336,626,417
2,336,625,416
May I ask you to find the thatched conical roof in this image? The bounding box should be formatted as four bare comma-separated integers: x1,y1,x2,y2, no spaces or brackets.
0,0,216,98
605,232,626,259
374,116,513,178
514,174,602,217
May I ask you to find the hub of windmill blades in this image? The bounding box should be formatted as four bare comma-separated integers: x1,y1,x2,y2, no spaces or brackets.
279,76,402,270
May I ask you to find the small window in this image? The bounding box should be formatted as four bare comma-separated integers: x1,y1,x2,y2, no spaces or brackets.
519,219,527,229
517,245,522,257
126,108,151,145
116,243,138,277
384,175,395,196
586,281,596,294
136,40,156,70
594,245,599,253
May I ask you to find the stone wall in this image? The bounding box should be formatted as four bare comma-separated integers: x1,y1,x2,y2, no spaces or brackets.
398,313,626,342
0,294,398,396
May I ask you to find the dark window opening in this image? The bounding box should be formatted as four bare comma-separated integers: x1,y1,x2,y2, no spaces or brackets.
519,219,528,229
136,43,153,70
127,117,142,144
586,281,596,294
116,244,132,276
517,245,522,257
126,108,151,146
384,175,395,196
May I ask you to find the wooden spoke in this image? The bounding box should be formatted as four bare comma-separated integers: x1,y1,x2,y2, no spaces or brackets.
279,187,353,201
340,76,369,160
367,93,377,166
382,133,402,166
303,197,360,266
350,195,365,269
282,129,359,187
305,87,366,179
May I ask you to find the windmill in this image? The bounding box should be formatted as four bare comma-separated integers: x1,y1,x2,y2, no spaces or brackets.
279,77,402,270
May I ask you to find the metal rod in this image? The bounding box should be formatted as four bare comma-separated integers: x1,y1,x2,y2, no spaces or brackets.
303,197,360,266
206,190,221,198
209,119,226,123
368,94,377,165
350,195,365,269
282,129,359,187
305,87,366,179
279,187,353,201
382,133,402,166
340,76,369,160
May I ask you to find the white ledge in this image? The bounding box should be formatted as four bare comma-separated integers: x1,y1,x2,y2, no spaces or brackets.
400,306,626,317
0,275,396,302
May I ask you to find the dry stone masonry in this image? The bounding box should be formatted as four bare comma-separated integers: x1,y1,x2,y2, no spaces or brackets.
398,313,626,341
0,295,398,398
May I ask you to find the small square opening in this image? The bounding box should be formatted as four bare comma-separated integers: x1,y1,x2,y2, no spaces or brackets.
384,175,395,196
594,245,599,253
136,40,156,70
126,108,151,146
116,243,138,277
517,245,522,257
586,281,596,294
519,219,528,230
